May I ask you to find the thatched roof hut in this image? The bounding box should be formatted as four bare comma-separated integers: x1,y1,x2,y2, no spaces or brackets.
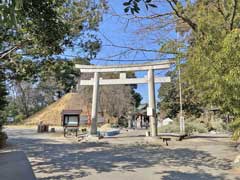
24,93,91,125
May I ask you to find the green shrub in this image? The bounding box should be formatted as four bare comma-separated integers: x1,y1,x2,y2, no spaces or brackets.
0,123,7,148
0,131,7,148
14,114,26,124
210,121,223,131
206,118,227,132
158,122,179,133
229,117,240,141
158,119,208,135
185,121,208,135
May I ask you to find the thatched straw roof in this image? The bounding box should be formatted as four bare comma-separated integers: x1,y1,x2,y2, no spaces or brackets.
24,93,90,125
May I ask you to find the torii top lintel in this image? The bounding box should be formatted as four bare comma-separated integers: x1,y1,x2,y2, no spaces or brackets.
75,60,174,73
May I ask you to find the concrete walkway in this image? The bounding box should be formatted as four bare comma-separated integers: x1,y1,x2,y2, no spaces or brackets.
0,151,36,180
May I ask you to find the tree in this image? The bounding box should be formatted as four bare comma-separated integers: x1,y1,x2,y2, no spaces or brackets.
99,85,136,118
0,0,106,120
123,0,240,111
182,1,240,115
3,57,89,119
122,1,240,140
77,72,142,119
39,58,88,96
0,68,7,112
0,0,105,59
0,67,7,126
158,70,203,118
132,89,142,108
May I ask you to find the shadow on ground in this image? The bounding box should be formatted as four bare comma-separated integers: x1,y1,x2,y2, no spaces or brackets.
7,135,235,180
159,171,228,180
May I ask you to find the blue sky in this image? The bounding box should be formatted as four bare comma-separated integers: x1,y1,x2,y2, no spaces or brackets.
94,1,177,103
66,1,176,103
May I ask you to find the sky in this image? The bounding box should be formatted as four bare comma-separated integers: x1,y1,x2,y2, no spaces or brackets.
66,0,177,103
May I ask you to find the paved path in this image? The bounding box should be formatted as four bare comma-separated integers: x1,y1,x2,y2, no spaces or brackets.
1,127,240,180
0,151,36,180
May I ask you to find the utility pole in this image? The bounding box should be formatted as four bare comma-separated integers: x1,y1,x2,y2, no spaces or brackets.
177,32,185,134
178,60,185,134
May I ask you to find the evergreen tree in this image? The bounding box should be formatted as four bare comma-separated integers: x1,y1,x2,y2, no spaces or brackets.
0,67,7,114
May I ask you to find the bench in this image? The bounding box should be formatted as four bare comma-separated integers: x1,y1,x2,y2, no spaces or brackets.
64,127,79,137
158,133,188,142
160,137,171,146
178,134,188,141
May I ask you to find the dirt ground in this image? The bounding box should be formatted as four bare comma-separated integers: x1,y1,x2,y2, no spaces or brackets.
1,126,240,180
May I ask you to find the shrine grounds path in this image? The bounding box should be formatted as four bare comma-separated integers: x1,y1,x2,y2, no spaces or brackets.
1,126,240,180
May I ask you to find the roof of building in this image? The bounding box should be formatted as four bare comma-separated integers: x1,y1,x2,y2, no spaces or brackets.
24,93,90,125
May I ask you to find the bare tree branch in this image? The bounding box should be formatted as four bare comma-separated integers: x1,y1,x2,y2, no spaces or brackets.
102,44,178,54
229,0,238,30
216,0,227,20
0,46,19,59
166,0,198,32
110,12,173,20
100,30,178,55
130,13,173,20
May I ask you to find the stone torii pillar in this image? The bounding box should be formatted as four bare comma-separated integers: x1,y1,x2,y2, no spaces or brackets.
90,72,99,135
148,69,157,137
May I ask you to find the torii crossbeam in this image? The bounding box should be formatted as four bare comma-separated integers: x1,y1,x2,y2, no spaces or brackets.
75,60,173,137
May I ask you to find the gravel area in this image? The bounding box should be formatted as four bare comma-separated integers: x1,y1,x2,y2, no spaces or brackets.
1,126,240,180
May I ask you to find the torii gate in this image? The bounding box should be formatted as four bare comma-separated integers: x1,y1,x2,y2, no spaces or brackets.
75,60,173,137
